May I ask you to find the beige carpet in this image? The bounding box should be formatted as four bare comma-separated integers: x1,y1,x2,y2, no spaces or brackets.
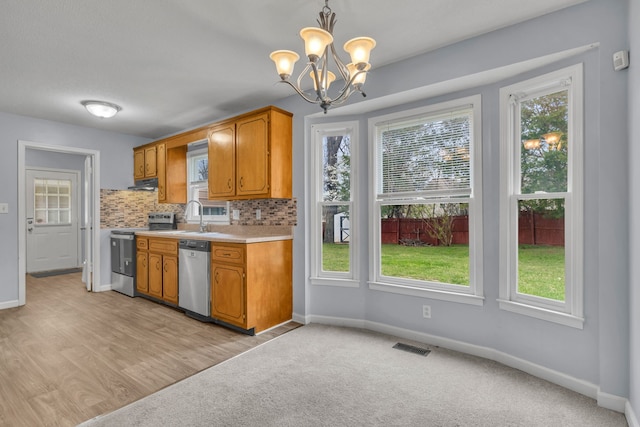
79,324,627,426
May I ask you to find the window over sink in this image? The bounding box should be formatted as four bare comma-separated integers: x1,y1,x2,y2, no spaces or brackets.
187,146,229,224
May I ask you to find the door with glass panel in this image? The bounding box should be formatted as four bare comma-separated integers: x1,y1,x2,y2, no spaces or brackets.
26,169,80,273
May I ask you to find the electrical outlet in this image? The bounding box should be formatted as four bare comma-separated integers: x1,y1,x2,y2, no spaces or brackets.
0,203,7,214
232,209,240,220
255,209,261,220
422,305,431,319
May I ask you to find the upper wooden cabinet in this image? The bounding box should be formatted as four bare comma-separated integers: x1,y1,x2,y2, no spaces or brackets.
133,105,291,202
134,145,157,180
208,106,292,200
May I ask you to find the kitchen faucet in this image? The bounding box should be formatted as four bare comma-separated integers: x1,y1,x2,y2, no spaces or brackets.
185,199,206,233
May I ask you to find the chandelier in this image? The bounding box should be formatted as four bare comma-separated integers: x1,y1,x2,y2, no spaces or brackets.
269,0,376,113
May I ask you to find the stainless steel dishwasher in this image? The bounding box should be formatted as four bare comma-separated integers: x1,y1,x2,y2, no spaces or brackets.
178,239,211,318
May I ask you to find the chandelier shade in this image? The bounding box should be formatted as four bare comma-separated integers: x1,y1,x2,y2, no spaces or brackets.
270,50,300,79
269,0,376,113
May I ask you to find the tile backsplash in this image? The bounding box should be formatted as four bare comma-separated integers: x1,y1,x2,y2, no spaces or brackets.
100,189,297,228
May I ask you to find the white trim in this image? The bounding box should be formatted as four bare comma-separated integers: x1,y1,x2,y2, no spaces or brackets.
498,299,584,329
0,299,20,310
310,277,360,288
369,281,484,306
626,401,640,427
368,94,483,300
18,140,101,306
498,64,584,323
307,315,625,413
596,391,628,414
309,121,359,281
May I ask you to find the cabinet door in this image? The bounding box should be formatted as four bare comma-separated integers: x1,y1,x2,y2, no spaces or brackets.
145,146,157,177
156,143,166,202
211,263,246,327
136,251,149,294
148,253,163,299
133,149,145,180
162,255,178,305
236,113,269,197
208,124,236,199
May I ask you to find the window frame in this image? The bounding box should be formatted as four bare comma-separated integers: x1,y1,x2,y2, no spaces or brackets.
186,147,229,225
368,95,484,306
498,64,584,329
310,121,359,287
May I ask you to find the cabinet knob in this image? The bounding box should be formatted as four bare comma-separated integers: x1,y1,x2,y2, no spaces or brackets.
239,176,244,188
215,271,220,283
227,178,232,189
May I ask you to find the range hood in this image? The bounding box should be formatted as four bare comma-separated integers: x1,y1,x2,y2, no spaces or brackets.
128,177,158,191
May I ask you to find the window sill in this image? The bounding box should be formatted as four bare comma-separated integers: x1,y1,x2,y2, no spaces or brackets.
368,281,484,306
497,299,584,329
311,277,360,288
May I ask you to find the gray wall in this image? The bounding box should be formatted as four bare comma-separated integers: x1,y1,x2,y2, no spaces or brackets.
629,0,640,419
274,0,632,402
0,111,150,304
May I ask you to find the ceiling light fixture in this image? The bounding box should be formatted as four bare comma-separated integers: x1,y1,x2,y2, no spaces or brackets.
81,100,122,119
269,0,376,114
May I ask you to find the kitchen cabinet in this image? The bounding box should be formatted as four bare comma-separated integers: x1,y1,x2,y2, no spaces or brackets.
208,106,292,200
211,240,292,333
136,236,179,305
157,143,187,204
133,145,157,180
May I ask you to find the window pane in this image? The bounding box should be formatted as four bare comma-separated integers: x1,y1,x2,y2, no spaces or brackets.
59,210,70,224
47,211,58,224
379,204,469,286
59,195,70,209
322,205,350,272
517,199,565,301
322,134,351,201
47,196,59,208
35,210,46,224
520,90,568,194
380,110,471,196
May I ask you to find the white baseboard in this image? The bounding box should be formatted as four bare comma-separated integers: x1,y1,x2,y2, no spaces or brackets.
96,284,112,292
0,299,20,310
292,312,309,325
627,401,640,427
307,314,626,414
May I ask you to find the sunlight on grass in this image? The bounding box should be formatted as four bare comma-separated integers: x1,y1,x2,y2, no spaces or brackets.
322,243,565,300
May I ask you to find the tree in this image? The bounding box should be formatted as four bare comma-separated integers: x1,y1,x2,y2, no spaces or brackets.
323,135,350,243
520,91,568,219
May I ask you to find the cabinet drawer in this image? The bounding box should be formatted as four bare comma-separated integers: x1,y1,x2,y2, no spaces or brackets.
136,237,148,250
212,244,244,265
148,238,178,256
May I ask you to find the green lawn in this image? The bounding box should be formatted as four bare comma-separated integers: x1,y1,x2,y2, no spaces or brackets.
322,243,565,300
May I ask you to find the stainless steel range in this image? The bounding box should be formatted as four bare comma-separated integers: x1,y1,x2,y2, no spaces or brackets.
110,212,177,297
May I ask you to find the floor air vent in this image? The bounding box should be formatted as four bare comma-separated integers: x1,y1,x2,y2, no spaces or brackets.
393,342,431,356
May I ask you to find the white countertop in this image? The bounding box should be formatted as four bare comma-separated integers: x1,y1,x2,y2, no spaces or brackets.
135,225,292,244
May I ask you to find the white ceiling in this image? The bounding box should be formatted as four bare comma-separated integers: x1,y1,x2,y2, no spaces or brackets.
0,0,586,139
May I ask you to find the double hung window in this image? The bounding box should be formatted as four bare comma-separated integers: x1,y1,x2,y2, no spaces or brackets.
310,122,358,285
498,64,584,328
369,95,483,304
186,147,229,224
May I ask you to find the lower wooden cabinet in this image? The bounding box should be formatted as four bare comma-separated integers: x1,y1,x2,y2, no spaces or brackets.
211,240,292,333
211,263,245,326
136,236,179,305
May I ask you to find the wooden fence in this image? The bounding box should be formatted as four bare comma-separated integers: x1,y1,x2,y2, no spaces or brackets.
381,213,564,246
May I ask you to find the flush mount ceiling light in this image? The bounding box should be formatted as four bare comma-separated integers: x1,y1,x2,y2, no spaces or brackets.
269,0,376,114
81,100,122,119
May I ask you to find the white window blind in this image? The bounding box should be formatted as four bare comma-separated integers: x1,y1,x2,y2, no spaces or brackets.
377,108,472,199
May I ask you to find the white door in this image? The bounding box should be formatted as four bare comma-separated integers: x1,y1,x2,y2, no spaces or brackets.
82,156,93,290
26,169,81,273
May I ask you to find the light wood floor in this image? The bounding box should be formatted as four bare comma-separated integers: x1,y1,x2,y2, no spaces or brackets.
0,273,300,427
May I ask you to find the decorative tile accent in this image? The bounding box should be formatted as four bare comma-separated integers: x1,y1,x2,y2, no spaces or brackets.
100,189,297,229
229,198,297,226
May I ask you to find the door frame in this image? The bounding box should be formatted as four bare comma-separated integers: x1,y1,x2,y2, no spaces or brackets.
25,167,82,272
17,140,101,305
